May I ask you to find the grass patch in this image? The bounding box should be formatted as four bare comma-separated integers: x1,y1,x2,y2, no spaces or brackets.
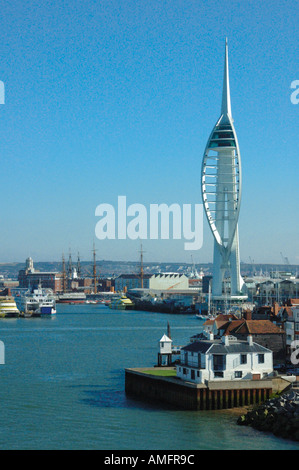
141,369,177,377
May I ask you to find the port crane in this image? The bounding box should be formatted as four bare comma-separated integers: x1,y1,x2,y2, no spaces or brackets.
280,252,290,266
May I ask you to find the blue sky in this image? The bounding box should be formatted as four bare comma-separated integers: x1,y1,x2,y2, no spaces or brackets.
0,0,298,265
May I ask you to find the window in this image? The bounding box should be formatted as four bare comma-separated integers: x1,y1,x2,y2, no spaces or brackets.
214,372,224,378
217,125,232,130
183,368,187,375
191,370,195,380
213,355,226,371
235,371,243,378
258,354,265,364
210,140,236,148
212,132,234,139
241,354,247,364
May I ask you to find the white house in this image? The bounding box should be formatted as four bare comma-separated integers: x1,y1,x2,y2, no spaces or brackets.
176,332,273,384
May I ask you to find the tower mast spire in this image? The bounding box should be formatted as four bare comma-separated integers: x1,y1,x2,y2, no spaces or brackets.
221,38,232,120
201,39,247,306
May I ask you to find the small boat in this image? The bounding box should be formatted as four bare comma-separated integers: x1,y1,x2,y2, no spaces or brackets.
56,292,86,304
196,313,216,320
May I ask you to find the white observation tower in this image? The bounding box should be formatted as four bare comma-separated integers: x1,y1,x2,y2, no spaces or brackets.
201,39,247,303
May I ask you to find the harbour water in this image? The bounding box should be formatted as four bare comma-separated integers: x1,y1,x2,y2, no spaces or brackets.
0,304,298,450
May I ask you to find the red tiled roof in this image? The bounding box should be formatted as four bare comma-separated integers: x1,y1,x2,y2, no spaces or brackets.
203,314,238,327
222,319,284,335
281,307,293,318
215,314,238,322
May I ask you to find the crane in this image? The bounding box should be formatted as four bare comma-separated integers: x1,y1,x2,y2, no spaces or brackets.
280,252,290,265
249,256,256,276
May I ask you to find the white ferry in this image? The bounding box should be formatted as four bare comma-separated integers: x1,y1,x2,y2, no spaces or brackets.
15,283,56,316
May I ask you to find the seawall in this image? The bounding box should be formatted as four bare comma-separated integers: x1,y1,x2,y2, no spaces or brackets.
125,368,274,410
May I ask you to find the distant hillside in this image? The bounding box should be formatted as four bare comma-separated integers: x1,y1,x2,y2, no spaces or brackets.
0,260,297,280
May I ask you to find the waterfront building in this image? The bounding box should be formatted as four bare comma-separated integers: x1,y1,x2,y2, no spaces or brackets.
201,40,247,304
115,273,189,293
218,318,286,364
149,273,189,290
0,276,19,288
202,275,213,294
18,258,63,293
244,275,299,306
115,274,151,292
176,333,273,384
285,306,299,357
97,278,115,292
202,313,238,336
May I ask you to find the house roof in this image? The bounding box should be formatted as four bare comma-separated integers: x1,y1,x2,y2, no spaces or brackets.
117,274,152,279
203,314,237,328
160,334,172,343
152,273,185,278
182,339,271,355
216,314,238,322
279,307,293,318
182,341,213,354
209,342,270,354
221,319,284,336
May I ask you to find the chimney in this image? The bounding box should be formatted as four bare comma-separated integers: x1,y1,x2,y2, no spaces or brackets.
247,335,253,346
209,333,214,341
243,310,252,321
222,335,229,346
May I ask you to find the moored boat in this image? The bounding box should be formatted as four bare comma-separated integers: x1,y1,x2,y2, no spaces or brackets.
56,292,86,304
109,295,134,310
0,297,20,317
15,284,56,316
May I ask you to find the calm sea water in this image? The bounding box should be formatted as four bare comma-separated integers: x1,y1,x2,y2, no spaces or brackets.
0,304,298,450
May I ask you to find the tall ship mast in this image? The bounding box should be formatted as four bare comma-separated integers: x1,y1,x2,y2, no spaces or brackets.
93,243,98,294
140,243,144,289
62,254,67,293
